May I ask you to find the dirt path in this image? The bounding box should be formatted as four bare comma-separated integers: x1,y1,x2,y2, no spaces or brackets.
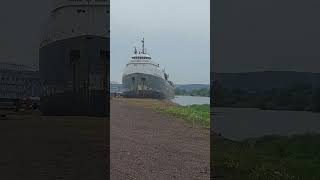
0,98,210,179
0,111,107,180
110,99,210,180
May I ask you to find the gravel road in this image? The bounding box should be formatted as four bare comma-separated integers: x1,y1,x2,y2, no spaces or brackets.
0,111,107,180
110,99,210,180
0,98,210,180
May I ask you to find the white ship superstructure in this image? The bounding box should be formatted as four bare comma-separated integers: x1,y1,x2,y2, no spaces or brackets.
40,0,109,48
122,39,175,99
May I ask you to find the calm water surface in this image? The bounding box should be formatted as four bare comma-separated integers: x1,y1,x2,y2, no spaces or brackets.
213,107,320,141
172,95,210,106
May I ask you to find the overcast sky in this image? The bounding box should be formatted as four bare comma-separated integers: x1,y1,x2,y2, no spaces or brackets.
213,0,320,73
2,0,319,81
110,0,210,84
0,1,50,68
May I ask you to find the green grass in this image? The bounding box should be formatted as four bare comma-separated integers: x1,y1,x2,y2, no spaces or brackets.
213,134,320,180
118,98,210,128
153,104,210,128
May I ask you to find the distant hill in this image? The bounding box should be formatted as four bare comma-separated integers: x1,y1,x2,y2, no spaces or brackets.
212,71,320,112
175,84,210,92
213,71,320,91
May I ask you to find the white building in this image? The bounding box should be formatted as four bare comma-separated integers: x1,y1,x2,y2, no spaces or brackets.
0,62,40,100
110,81,124,94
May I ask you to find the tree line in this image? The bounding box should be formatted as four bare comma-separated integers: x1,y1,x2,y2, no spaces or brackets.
175,88,210,97
212,81,320,112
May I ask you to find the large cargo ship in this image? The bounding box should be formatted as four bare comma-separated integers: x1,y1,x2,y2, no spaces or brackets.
39,0,110,116
122,39,175,99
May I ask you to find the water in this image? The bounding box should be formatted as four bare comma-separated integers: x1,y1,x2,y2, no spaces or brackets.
172,95,210,106
213,107,320,141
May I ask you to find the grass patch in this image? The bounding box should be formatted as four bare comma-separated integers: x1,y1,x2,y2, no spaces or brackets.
115,98,210,128
213,134,320,180
154,104,210,128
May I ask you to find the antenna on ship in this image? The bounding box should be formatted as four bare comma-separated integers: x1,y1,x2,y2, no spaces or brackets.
134,47,137,54
141,38,145,54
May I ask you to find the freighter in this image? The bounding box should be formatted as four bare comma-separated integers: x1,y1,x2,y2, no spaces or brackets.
39,0,109,116
122,38,175,99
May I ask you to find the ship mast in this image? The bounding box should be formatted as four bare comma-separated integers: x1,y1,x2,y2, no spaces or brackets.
141,38,145,54
134,47,137,54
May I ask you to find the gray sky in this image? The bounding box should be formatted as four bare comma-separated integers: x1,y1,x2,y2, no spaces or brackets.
0,1,51,68
110,0,210,84
2,0,318,81
213,0,320,73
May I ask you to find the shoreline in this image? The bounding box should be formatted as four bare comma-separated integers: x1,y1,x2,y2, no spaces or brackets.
112,97,210,128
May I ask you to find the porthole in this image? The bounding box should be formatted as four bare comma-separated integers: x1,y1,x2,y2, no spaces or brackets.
77,9,86,13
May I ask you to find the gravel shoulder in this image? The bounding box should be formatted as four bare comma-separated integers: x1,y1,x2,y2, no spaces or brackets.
111,98,210,180
0,110,107,180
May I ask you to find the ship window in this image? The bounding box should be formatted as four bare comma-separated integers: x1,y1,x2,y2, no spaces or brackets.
77,9,86,13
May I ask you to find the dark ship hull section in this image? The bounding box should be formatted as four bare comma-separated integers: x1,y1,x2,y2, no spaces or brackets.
40,35,109,116
122,73,174,99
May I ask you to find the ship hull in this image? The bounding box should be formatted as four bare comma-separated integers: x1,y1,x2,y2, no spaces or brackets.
40,90,108,116
122,73,175,99
39,35,109,116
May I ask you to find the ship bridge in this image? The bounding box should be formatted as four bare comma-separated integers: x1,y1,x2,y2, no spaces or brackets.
40,0,109,48
127,39,159,67
52,0,109,11
127,54,159,68
131,54,151,59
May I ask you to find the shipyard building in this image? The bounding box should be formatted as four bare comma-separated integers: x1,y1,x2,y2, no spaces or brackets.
0,62,40,100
